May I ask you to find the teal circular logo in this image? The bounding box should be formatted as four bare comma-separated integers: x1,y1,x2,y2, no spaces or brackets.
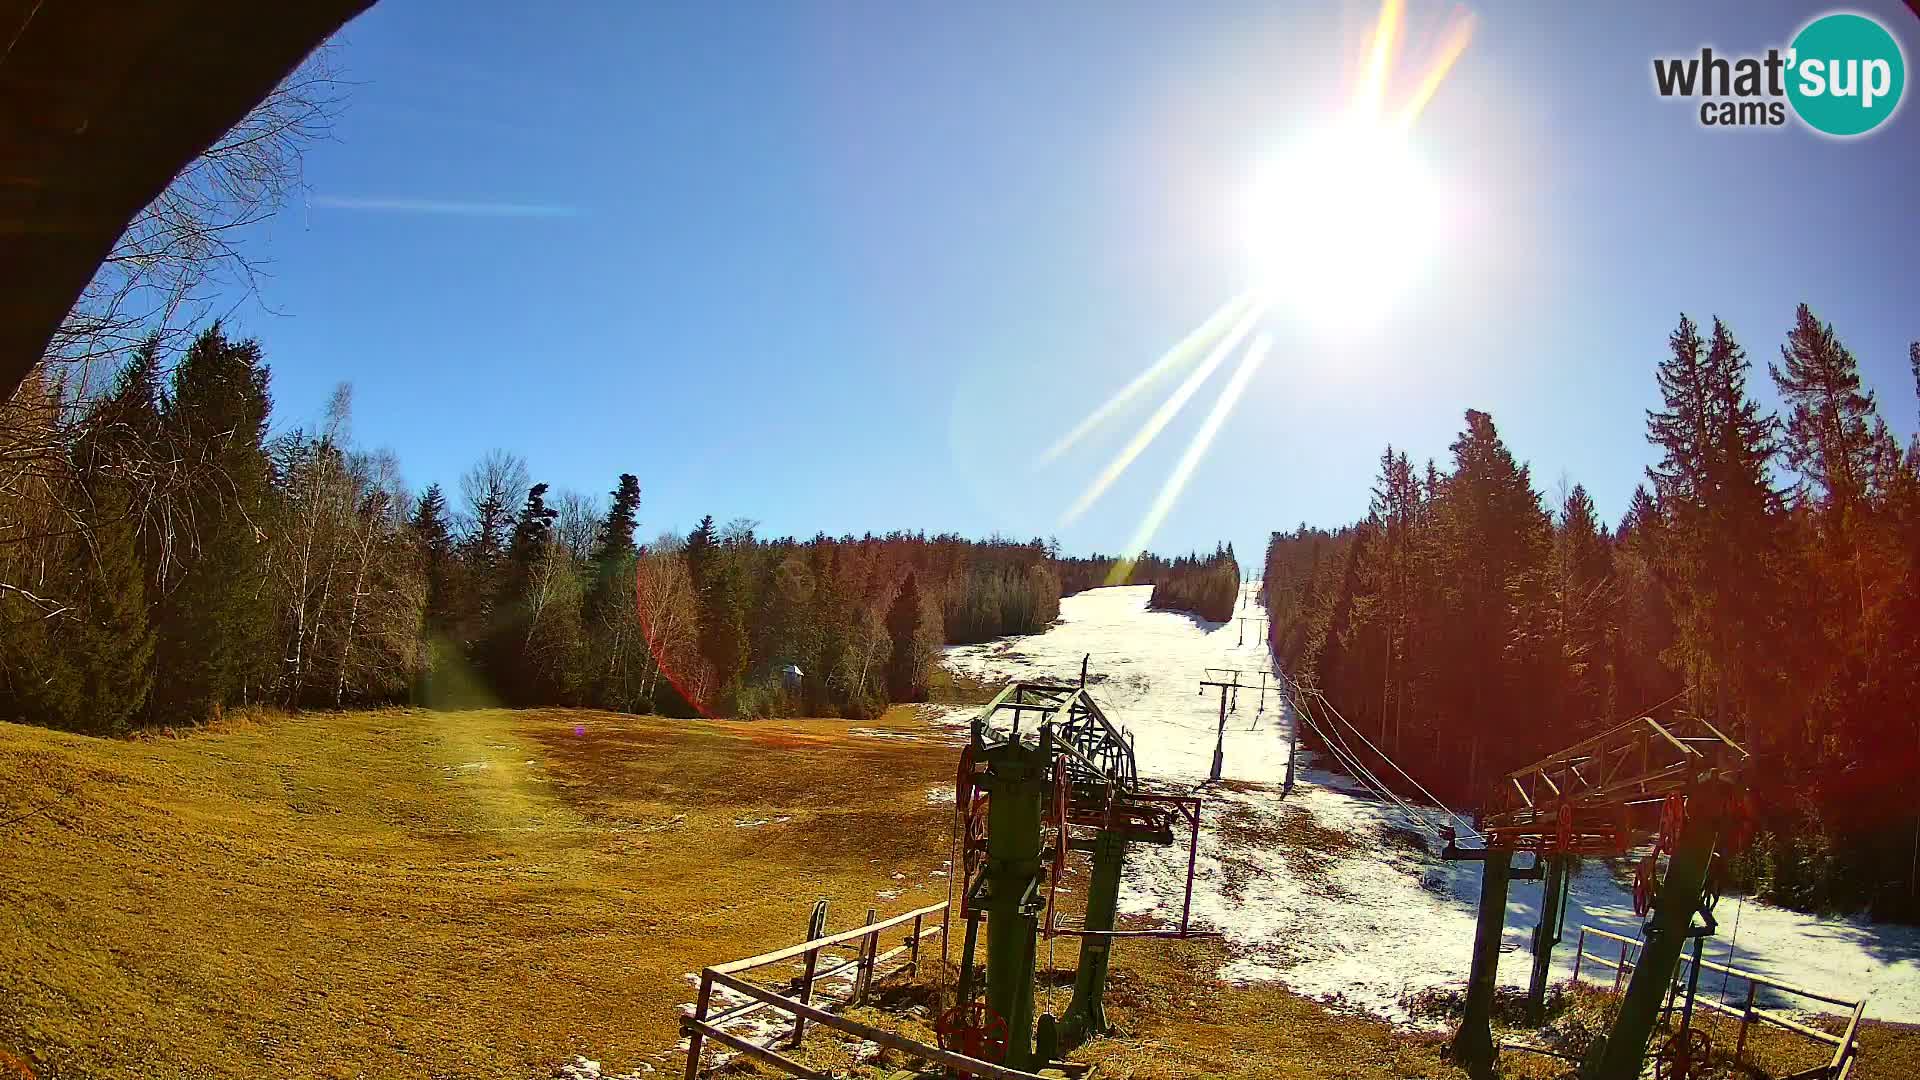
1787,13,1906,136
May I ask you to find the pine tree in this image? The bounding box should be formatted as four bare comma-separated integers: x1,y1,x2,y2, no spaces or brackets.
57,361,162,731
1438,409,1550,781
412,484,455,629
886,572,928,702
1645,314,1783,744
1770,305,1899,639
578,474,643,711
592,474,641,567
148,324,276,721
507,482,557,568
685,514,717,591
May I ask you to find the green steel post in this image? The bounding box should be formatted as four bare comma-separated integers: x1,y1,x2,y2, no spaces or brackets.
1060,820,1128,1043
981,733,1047,1070
1210,686,1227,781
1527,853,1569,1024
1588,786,1724,1080
957,909,982,1008
1452,847,1513,1078
1679,933,1704,1036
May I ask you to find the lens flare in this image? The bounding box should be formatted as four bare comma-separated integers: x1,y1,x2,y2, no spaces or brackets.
1036,290,1256,469
1058,300,1267,526
1105,334,1273,584
1032,0,1475,562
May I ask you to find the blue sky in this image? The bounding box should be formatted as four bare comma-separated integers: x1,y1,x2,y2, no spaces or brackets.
218,0,1920,565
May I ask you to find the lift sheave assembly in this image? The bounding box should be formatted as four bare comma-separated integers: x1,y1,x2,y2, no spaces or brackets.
944,678,1210,1074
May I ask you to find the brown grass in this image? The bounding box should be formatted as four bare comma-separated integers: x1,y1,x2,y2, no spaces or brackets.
5,706,1909,1080
0,707,955,1080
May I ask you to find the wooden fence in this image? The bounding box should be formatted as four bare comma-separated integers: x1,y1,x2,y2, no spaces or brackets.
681,899,1056,1080
1570,924,1864,1080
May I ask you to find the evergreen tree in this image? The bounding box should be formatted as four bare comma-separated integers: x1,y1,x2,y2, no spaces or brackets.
886,572,928,702
1645,315,1783,743
148,324,276,720
60,360,161,731
412,483,455,631
579,474,644,711
1772,304,1883,516
1439,409,1550,782
506,482,557,568
685,514,717,591
592,474,641,567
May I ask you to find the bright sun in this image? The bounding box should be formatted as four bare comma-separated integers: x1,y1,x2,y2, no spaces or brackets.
1033,0,1476,561
1237,117,1448,335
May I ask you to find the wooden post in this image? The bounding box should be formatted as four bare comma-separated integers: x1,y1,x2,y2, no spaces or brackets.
1830,998,1865,1079
1180,800,1200,932
791,945,820,1047
791,900,830,1048
684,970,714,1080
908,912,925,977
1614,940,1630,993
1571,927,1587,986
1734,980,1757,1062
855,906,878,1005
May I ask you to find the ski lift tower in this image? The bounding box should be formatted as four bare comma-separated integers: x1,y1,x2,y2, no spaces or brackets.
1445,713,1749,1080
948,677,1209,1070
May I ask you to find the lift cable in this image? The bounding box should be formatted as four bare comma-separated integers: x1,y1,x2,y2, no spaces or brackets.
1301,686,1484,844
1289,697,1448,842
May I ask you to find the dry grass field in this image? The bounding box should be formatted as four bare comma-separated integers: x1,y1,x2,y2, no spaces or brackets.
1,705,1911,1080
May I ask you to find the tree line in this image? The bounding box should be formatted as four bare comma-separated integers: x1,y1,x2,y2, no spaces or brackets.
1053,547,1243,624
1265,305,1920,920
0,324,1238,730
1146,545,1241,622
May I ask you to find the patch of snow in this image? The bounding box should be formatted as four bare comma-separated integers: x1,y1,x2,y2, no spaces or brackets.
939,584,1920,1024
554,1055,654,1078
733,815,793,828
850,727,922,741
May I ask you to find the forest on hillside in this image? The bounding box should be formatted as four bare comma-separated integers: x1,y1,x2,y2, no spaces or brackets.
1057,547,1244,624
1265,306,1920,921
0,324,1240,730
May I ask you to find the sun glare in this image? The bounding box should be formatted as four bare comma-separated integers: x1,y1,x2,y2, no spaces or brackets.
1238,119,1447,334
1036,0,1474,555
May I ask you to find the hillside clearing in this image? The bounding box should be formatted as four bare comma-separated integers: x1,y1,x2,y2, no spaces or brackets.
0,703,1472,1080
0,706,959,1080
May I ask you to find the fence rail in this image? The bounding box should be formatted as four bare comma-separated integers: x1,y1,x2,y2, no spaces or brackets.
1570,924,1864,1080
682,898,1051,1080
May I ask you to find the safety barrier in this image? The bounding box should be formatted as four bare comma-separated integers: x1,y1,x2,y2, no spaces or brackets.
681,899,1054,1080
1570,924,1863,1080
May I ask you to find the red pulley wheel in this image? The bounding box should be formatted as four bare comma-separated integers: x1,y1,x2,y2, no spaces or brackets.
935,1000,1009,1071
1656,794,1686,854
955,743,975,814
1633,851,1659,917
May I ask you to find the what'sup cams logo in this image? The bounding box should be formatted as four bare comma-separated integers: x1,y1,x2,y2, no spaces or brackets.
1653,11,1907,136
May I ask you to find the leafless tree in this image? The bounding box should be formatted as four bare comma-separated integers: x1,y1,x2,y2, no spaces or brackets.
45,48,349,390
553,489,602,563
2,47,349,623
636,532,705,707
458,449,530,559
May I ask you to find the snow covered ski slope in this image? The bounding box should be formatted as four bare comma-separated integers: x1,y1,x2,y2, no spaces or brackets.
938,584,1920,1025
